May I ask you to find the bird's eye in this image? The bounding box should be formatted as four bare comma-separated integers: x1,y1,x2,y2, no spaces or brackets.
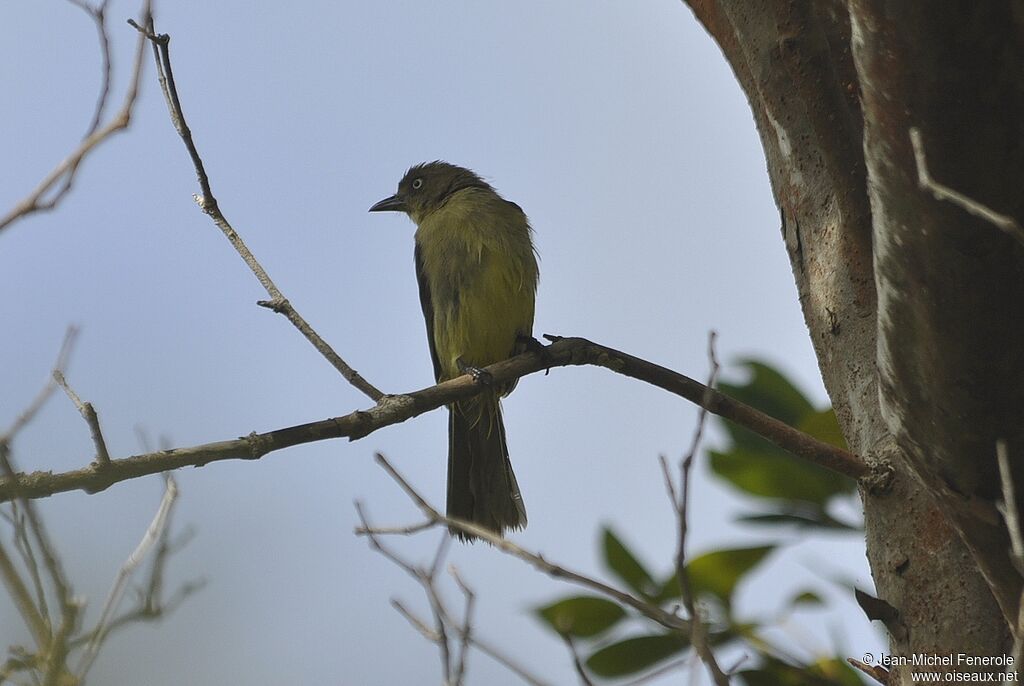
412,178,423,190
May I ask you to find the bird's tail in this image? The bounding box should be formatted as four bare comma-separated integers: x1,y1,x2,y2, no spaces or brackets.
447,393,527,540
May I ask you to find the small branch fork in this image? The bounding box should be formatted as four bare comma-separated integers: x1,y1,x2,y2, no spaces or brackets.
660,331,730,685
1,329,198,683
356,454,706,684
909,127,1024,246
358,454,690,634
0,0,152,235
356,502,551,686
126,18,382,402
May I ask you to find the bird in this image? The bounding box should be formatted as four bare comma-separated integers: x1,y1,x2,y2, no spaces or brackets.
369,161,539,539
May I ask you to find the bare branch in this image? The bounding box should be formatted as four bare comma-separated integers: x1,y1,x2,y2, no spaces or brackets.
995,440,1024,668
361,453,689,633
66,0,114,137
666,331,729,685
52,371,111,467
1,327,79,444
909,127,1024,246
0,328,80,655
0,530,50,649
127,19,382,402
391,599,439,641
449,565,474,686
0,1,152,234
0,451,74,633
75,475,179,679
561,633,595,686
7,499,51,632
0,336,871,503
357,502,552,686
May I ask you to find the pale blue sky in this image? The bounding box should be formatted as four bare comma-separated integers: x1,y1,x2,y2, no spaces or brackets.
1,1,880,683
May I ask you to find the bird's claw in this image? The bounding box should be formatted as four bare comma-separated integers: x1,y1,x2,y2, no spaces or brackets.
458,358,493,386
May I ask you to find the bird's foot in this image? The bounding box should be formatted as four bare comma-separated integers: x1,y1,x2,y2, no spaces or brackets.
457,358,493,386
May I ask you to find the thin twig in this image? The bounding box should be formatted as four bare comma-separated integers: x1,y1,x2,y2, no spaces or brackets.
0,336,871,503
449,565,475,686
996,441,1024,565
75,475,180,679
127,19,382,402
7,498,51,630
0,328,80,654
562,633,596,686
0,327,79,444
41,599,80,686
52,371,111,467
0,529,50,649
391,599,440,641
909,127,1024,246
668,331,729,685
66,0,114,137
427,535,453,684
995,440,1024,670
357,502,552,686
0,451,74,633
0,0,151,234
360,453,689,633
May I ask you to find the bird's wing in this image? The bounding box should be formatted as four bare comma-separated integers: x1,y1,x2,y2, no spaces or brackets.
414,243,443,383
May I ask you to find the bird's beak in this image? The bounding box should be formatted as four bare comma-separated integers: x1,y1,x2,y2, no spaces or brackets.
368,194,407,213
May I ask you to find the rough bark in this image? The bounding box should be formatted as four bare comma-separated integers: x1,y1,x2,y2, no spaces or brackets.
851,0,1024,625
681,0,1016,678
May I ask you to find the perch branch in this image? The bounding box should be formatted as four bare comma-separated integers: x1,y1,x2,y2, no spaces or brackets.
0,336,871,503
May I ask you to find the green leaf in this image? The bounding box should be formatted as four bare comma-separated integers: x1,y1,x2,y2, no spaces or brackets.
687,545,775,607
710,447,854,505
735,510,861,532
602,528,657,598
718,361,814,428
655,546,775,606
798,408,848,449
788,590,824,607
585,633,688,677
741,655,864,686
535,596,626,638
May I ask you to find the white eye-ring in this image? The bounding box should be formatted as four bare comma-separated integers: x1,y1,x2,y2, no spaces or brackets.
412,178,423,189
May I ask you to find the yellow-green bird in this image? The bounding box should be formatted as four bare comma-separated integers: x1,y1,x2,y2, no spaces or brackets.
370,161,539,539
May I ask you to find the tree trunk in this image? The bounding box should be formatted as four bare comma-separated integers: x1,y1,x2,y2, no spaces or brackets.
682,0,1021,679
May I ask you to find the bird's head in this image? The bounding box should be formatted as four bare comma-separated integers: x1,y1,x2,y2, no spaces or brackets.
369,161,492,224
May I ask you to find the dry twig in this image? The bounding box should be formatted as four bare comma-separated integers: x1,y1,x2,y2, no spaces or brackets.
995,440,1024,670
662,331,729,685
0,1,152,234
358,453,689,633
356,502,550,686
909,127,1024,246
126,18,382,402
53,371,111,467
